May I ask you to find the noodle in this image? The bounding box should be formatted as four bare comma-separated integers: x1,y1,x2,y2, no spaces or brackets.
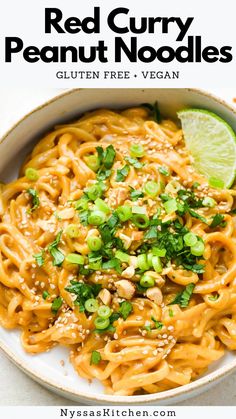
0,106,236,396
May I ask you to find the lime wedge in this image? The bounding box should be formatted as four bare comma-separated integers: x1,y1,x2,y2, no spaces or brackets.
178,109,236,188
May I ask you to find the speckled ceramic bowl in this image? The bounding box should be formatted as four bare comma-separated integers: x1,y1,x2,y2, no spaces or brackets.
0,88,236,405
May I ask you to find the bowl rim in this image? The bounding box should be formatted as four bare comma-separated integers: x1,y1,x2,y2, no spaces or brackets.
0,87,236,404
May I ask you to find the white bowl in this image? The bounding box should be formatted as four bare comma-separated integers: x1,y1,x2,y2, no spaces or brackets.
0,88,236,405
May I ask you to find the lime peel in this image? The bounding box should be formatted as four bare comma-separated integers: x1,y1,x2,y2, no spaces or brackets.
178,108,236,188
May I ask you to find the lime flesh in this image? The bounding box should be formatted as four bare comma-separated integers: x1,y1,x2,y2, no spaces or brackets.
178,109,236,188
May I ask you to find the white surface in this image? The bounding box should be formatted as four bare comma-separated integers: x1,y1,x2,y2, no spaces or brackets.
0,88,236,406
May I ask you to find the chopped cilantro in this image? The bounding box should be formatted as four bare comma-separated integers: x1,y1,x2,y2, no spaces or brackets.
95,145,116,181
103,145,116,169
177,189,203,209
96,146,104,165
65,281,101,312
170,283,195,308
109,312,120,323
129,187,144,201
42,290,50,300
141,215,205,274
116,165,130,182
151,316,163,330
142,101,161,123
182,263,205,274
51,296,63,314
188,208,207,224
48,230,65,266
27,188,40,212
90,350,102,365
119,301,133,320
99,224,113,244
88,253,102,270
125,156,144,169
33,251,45,267
96,169,112,181
79,210,90,226
210,214,225,228
102,258,121,273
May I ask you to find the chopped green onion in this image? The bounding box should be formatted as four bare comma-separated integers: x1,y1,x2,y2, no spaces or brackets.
208,294,219,301
84,155,100,172
132,205,146,214
25,167,39,181
140,274,155,288
65,253,84,265
152,247,166,257
159,166,169,176
94,317,110,330
94,198,110,214
42,290,50,300
132,213,150,229
144,181,160,198
152,256,162,273
74,196,89,211
184,232,198,247
97,305,112,319
208,177,224,189
169,308,174,317
87,236,102,251
190,240,205,256
115,250,130,263
90,350,101,365
65,224,80,238
88,210,106,226
116,205,132,222
89,260,102,270
147,252,153,268
202,197,216,208
163,198,178,214
137,254,150,271
85,298,99,313
86,184,103,201
130,144,144,158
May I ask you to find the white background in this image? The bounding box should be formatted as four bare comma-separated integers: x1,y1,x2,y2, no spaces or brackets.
0,0,235,87
0,88,236,406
